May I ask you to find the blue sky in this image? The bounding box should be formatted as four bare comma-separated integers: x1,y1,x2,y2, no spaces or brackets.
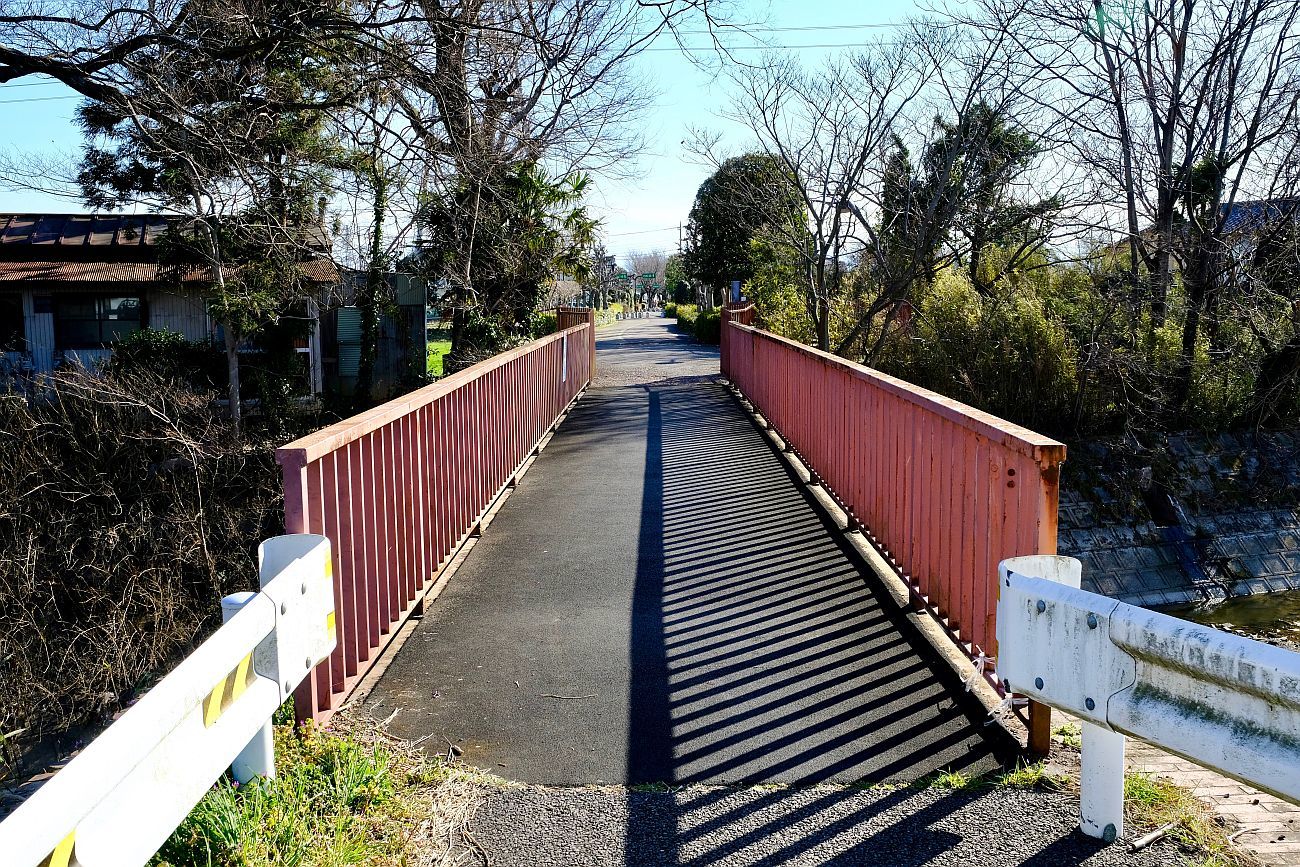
591,0,922,263
0,0,921,265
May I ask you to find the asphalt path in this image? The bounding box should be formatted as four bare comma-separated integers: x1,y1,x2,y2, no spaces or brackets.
593,315,722,387
368,317,1008,786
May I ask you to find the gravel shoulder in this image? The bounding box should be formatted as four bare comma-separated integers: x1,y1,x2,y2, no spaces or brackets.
464,783,1189,866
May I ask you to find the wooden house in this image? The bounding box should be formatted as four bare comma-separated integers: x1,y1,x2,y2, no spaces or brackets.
0,213,335,392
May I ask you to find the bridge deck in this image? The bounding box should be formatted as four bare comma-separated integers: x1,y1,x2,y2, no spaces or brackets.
367,318,1006,785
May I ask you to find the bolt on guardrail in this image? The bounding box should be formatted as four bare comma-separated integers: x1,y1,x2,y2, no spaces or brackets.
997,554,1300,842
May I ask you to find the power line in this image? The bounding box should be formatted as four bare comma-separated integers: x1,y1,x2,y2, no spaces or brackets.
661,21,907,36
0,80,69,90
604,225,680,237
644,40,906,53
0,94,78,104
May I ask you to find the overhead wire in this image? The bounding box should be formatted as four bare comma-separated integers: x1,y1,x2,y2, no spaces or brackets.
0,19,918,99
0,94,79,104
604,225,679,237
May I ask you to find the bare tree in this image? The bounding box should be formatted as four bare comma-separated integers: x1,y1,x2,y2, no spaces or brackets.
973,0,1300,421
697,24,1071,357
365,0,737,355
624,249,667,308
694,40,930,351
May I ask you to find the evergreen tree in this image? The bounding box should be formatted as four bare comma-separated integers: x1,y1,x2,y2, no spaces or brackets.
76,0,352,433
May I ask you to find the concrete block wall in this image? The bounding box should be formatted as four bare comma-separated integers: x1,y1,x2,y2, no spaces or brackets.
1060,431,1300,605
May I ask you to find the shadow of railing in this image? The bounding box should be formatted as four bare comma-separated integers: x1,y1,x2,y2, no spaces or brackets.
625,382,1017,864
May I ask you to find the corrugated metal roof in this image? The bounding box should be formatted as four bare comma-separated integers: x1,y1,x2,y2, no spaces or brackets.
1222,199,1300,234
0,213,175,247
0,261,166,281
0,259,339,284
0,213,333,253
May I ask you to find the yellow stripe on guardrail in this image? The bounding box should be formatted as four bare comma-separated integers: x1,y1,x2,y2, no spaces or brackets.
324,556,336,644
202,653,255,728
39,830,74,867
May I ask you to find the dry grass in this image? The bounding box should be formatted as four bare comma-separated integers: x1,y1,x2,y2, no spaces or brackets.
1123,773,1259,867
0,369,288,776
331,703,516,867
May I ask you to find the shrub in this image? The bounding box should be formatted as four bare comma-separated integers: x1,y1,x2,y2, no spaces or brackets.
108,327,223,386
0,369,285,768
595,302,624,326
674,304,699,333
663,302,678,318
530,311,558,337
873,271,1078,434
693,308,722,344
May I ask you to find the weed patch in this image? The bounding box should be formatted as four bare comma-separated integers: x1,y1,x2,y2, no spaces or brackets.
914,761,1063,793
152,724,426,867
919,769,979,791
1053,722,1083,749
1124,773,1252,866
994,762,1066,790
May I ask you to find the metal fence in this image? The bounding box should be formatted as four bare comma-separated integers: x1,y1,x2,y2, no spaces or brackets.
556,306,596,376
277,320,595,723
720,305,1066,744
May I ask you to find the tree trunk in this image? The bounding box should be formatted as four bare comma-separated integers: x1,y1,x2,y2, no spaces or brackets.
816,297,831,351
356,169,388,407
448,303,469,372
1150,191,1176,330
1171,265,1206,423
356,268,383,406
223,326,242,437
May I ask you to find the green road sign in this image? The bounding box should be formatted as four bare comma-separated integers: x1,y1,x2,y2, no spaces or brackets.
640,272,656,279
615,273,630,281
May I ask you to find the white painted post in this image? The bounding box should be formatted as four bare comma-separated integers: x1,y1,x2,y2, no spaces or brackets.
1000,554,1126,842
1080,721,1125,841
221,592,275,783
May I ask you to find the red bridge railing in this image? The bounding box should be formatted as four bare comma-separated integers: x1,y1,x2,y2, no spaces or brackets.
721,304,1065,744
277,318,595,722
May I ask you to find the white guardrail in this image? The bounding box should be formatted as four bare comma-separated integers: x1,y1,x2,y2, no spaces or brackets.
0,534,336,867
997,554,1300,842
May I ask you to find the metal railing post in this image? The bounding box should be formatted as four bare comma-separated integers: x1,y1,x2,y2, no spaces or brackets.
585,308,596,380
221,592,275,783
998,554,1124,840
1081,721,1125,841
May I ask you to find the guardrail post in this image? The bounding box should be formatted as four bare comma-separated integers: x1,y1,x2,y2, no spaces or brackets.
1081,720,1125,841
999,555,1126,842
221,592,275,784
1029,555,1124,841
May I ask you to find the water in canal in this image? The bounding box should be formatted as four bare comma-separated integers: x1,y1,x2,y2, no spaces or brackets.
1165,589,1300,650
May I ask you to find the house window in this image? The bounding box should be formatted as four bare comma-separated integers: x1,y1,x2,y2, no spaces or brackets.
0,294,22,350
54,294,143,349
